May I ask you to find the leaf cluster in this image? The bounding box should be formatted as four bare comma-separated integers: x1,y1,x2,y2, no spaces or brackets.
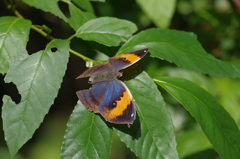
0,0,240,159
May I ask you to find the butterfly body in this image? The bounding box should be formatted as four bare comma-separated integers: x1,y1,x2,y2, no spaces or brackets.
88,70,121,84
76,48,149,125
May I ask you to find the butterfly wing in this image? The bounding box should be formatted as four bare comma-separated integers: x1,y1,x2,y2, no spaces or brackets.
76,48,149,79
76,79,136,124
109,48,149,71
98,79,135,124
76,48,148,124
76,81,109,113
76,62,114,79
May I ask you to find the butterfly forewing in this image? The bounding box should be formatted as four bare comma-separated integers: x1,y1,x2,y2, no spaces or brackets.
109,48,149,71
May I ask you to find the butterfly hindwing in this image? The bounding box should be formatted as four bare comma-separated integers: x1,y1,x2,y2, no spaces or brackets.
98,79,135,124
109,48,149,71
76,81,109,113
77,79,135,124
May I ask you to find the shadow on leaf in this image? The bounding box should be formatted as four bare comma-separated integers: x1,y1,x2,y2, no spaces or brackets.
112,114,141,140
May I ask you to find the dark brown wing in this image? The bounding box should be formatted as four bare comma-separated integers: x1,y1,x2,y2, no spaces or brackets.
109,48,149,71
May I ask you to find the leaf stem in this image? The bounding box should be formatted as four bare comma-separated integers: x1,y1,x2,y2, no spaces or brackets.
10,4,95,63
69,49,96,64
31,25,54,40
68,34,76,40
14,9,24,19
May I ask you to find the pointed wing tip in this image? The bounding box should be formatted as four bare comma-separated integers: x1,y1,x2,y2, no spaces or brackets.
75,75,83,79
143,48,149,52
139,47,149,55
75,74,88,79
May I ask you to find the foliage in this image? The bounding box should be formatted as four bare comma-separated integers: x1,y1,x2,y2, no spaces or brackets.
0,0,240,159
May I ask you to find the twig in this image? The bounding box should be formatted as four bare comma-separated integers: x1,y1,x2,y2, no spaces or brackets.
69,49,96,64
11,4,95,62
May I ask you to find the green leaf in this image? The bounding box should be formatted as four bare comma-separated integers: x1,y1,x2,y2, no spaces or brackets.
71,0,94,13
61,102,113,159
90,0,105,2
68,3,96,31
176,130,212,158
116,72,178,159
146,67,214,94
22,0,67,21
137,0,176,28
154,77,240,159
0,16,31,75
213,78,240,127
2,39,70,157
76,17,137,46
118,28,240,78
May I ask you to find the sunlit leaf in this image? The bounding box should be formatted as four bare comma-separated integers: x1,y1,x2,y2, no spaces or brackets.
22,0,67,21
2,40,70,157
116,72,179,159
137,0,176,28
118,28,240,78
76,17,137,46
71,0,94,13
176,130,212,158
155,77,240,159
213,78,240,127
68,3,96,31
90,0,105,2
0,16,31,74
61,102,113,159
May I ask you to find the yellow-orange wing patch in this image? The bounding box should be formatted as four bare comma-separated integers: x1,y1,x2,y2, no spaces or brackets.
102,91,132,120
101,87,135,124
114,54,141,63
109,48,149,71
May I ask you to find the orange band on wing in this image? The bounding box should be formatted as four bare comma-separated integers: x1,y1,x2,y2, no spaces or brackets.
117,54,141,63
103,91,132,120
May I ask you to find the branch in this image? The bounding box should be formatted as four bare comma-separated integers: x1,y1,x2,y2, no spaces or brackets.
12,6,95,63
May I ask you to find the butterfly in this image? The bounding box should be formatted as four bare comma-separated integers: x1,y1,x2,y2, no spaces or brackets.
76,48,149,125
